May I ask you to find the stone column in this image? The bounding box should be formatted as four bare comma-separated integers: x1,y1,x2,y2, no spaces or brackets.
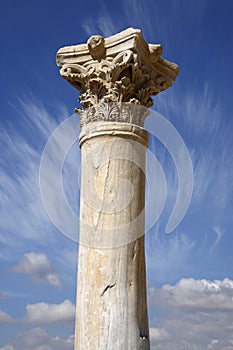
56,28,179,350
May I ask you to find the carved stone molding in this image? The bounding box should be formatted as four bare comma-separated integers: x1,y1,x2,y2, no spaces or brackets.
56,28,179,117
77,102,149,128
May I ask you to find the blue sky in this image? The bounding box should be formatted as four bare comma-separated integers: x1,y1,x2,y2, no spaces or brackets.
0,0,233,349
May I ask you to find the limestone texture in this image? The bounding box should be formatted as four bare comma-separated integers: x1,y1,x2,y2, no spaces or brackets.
56,28,179,350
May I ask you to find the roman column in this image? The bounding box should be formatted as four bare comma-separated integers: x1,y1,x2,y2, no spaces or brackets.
56,28,179,350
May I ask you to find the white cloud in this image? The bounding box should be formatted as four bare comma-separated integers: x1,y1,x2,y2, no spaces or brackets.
160,278,233,311
0,345,15,350
0,310,14,324
14,252,61,287
50,334,74,349
25,300,75,324
15,328,49,347
1,328,74,350
148,278,233,349
150,327,169,343
2,278,233,349
207,339,233,350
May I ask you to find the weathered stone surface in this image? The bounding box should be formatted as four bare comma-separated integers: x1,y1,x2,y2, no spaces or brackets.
76,122,149,349
79,102,149,128
56,27,179,111
78,119,149,248
56,28,179,350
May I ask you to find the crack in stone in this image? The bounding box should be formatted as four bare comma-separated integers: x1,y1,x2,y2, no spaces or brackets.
101,283,116,297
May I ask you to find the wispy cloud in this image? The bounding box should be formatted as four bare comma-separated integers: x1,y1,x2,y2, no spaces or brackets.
122,0,158,40
82,0,210,46
56,247,78,283
210,226,224,253
155,82,233,224
83,15,117,37
82,2,118,37
0,95,74,257
82,0,159,41
146,228,195,283
93,0,209,46
81,0,163,40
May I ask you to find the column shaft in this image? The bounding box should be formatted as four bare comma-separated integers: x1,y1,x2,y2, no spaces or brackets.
75,121,150,349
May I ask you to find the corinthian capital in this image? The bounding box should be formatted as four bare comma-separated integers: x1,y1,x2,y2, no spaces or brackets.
56,28,179,111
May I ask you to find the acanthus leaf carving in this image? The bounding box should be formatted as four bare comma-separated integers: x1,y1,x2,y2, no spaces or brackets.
77,102,149,128
57,28,179,127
